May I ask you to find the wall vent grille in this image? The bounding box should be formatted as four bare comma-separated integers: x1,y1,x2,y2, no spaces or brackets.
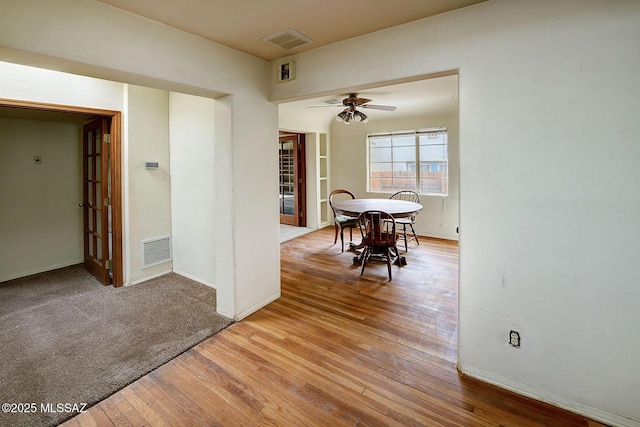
142,236,172,268
261,28,314,50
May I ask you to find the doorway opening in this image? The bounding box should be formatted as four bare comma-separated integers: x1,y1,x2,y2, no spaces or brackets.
279,131,306,226
276,71,460,359
0,99,123,287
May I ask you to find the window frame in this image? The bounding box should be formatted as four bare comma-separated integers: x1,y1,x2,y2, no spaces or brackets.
366,128,448,196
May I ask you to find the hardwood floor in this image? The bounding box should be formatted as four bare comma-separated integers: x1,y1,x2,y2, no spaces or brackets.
64,227,607,427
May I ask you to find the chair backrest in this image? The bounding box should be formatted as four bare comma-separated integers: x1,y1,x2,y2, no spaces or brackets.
390,190,420,221
390,190,420,203
358,210,396,246
329,189,356,216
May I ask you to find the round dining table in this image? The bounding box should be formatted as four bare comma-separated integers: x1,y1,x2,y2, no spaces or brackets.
331,198,423,219
331,198,423,266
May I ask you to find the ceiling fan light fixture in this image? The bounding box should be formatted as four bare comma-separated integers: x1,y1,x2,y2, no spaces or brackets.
336,110,349,122
337,107,368,124
354,110,368,123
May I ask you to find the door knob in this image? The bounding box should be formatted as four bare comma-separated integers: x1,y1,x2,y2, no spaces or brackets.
79,203,85,208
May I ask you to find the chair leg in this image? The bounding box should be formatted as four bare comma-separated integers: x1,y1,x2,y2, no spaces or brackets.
402,224,408,252
340,226,345,252
386,248,392,280
333,223,339,244
360,246,369,276
409,223,419,246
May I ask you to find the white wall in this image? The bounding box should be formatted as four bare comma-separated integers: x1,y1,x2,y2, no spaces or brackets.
169,92,217,286
0,0,279,320
0,62,125,111
229,92,280,319
0,118,83,281
269,1,640,425
126,85,173,284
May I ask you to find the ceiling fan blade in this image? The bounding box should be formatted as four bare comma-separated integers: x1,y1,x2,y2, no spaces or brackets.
351,97,372,106
307,105,344,108
362,104,397,111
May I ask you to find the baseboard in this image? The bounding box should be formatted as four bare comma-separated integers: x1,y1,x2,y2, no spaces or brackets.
172,269,216,289
130,268,173,286
234,291,281,321
1,260,84,283
457,362,639,427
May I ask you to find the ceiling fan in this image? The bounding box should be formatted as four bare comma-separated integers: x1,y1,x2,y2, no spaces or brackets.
310,93,397,124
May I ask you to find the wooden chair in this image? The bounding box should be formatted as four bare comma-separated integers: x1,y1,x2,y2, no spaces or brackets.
390,190,421,252
357,210,401,280
328,189,358,252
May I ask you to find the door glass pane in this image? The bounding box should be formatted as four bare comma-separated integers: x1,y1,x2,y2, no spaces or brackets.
87,131,93,155
279,138,295,216
87,182,92,207
95,183,101,207
96,236,102,260
95,154,101,181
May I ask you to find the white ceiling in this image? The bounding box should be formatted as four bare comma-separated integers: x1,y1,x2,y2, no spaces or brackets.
96,0,487,61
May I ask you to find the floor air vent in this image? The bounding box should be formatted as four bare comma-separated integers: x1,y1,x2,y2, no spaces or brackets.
142,236,172,268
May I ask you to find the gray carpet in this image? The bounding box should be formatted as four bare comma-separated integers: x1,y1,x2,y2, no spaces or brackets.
0,265,234,427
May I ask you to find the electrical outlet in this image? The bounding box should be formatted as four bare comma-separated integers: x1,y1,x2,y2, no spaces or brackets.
509,330,521,348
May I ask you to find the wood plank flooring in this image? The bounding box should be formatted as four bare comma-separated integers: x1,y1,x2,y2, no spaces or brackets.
63,227,608,427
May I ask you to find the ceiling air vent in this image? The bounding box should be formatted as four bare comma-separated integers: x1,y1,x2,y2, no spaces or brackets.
261,28,314,50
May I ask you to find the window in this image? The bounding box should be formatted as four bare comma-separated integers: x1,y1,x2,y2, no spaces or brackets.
368,128,448,195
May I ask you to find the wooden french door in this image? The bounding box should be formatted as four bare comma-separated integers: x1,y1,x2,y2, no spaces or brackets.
82,118,111,285
279,133,306,226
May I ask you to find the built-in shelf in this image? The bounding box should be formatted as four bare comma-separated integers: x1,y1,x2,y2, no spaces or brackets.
319,134,330,226
319,139,327,157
